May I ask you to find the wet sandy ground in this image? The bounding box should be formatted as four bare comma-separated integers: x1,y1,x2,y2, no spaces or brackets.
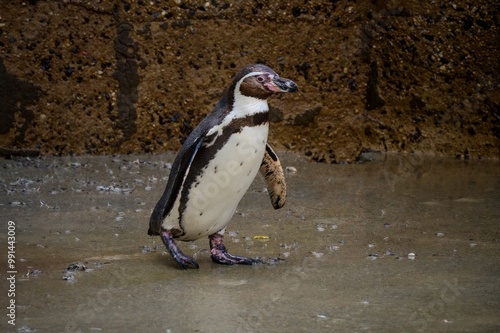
0,152,499,332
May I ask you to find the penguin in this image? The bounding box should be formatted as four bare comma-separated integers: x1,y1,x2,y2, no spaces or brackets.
148,64,298,269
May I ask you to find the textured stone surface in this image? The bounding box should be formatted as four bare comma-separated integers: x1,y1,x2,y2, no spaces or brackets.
0,0,498,162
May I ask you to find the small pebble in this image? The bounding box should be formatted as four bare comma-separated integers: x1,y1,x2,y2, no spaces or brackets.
311,251,325,258
316,225,325,232
408,253,416,260
436,232,445,237
285,166,297,173
141,245,153,254
28,269,43,276
66,262,87,271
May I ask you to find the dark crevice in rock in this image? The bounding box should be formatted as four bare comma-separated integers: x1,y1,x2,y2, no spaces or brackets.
112,6,141,146
0,57,43,143
366,61,386,110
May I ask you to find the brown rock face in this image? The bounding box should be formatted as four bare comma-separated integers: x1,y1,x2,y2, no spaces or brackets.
0,1,498,162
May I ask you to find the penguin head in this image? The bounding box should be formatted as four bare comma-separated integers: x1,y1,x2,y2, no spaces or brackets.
233,64,298,100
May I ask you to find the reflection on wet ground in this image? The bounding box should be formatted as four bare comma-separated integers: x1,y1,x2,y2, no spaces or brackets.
0,153,499,332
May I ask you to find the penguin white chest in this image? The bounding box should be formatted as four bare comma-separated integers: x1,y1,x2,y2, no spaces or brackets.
180,123,269,240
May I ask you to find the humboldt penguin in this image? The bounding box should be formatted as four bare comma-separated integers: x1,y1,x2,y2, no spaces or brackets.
148,64,298,268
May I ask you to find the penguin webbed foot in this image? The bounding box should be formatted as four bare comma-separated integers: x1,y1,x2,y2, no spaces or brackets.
160,230,199,269
209,234,261,265
211,249,260,265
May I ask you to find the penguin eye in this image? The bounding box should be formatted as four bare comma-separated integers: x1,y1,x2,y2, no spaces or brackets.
256,76,265,83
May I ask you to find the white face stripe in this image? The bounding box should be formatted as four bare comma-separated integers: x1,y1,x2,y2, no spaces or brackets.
234,71,268,91
230,71,270,119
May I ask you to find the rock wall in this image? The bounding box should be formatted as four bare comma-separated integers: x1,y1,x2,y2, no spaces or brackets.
0,0,498,162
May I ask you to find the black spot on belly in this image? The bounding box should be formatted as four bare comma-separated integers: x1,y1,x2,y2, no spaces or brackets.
199,212,203,216
240,162,244,166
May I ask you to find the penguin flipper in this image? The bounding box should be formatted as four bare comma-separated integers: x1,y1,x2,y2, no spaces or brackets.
259,143,287,209
148,135,205,236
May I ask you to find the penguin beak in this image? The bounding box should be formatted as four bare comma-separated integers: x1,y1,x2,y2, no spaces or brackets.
267,76,298,93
